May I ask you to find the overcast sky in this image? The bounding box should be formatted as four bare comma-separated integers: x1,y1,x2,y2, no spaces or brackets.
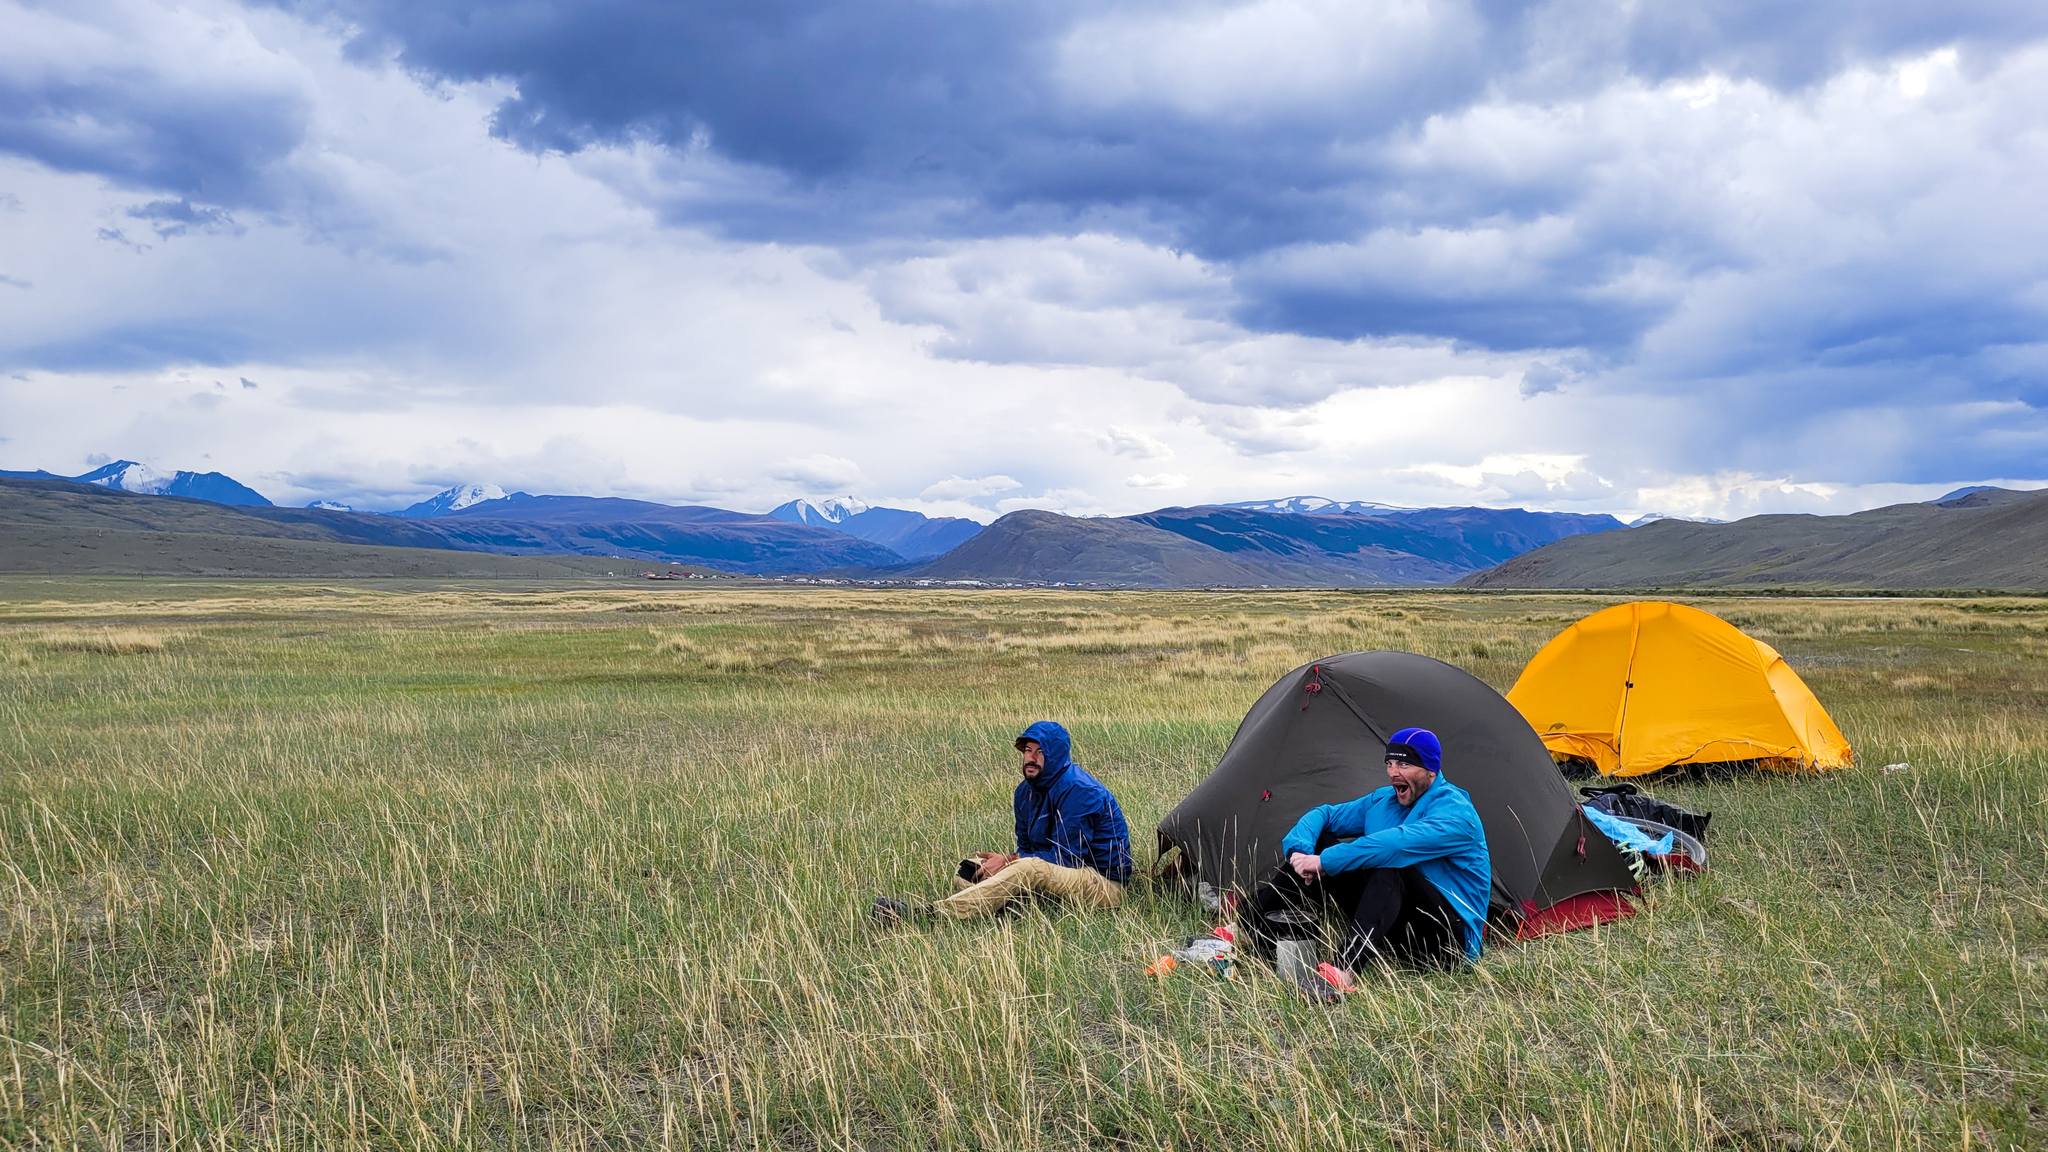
3,0,2045,521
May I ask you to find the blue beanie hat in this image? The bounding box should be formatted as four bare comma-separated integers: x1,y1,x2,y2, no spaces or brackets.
1385,727,1442,774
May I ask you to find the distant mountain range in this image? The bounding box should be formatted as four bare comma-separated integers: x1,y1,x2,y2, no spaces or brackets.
0,467,1633,584
769,497,982,560
1222,496,1411,516
1462,486,2048,590
0,477,625,577
343,493,903,572
8,457,2035,588
0,477,896,575
0,460,271,506
375,485,976,563
903,503,1626,586
395,482,506,517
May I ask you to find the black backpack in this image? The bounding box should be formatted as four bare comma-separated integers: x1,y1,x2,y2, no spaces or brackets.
1579,783,1711,841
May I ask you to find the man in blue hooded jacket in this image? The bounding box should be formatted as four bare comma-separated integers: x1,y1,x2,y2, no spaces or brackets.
1254,727,1490,978
921,721,1132,920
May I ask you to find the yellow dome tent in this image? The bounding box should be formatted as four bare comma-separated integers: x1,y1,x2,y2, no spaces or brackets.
1507,601,1854,777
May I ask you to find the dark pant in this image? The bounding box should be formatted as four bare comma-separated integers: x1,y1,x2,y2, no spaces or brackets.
1254,864,1465,971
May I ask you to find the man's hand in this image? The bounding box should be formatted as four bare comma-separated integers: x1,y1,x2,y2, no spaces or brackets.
973,852,1019,881
1289,852,1323,880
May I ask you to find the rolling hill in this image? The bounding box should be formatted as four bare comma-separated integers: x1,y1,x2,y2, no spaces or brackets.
0,478,898,576
1125,507,1481,582
906,510,1312,586
900,503,1624,587
0,478,625,577
1372,506,1627,564
1460,487,2048,590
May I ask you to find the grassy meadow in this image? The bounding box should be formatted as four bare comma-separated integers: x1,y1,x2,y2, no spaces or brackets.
1,578,2045,1150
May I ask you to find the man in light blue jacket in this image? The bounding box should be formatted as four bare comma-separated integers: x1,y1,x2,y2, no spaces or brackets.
1256,727,1491,978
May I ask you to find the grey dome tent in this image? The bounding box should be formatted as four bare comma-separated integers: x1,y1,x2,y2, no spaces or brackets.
1158,651,1637,931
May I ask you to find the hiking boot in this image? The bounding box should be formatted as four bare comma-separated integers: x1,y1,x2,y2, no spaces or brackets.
870,896,929,926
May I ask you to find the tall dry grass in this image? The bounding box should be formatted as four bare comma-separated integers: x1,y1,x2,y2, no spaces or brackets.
0,583,2043,1149
35,627,173,655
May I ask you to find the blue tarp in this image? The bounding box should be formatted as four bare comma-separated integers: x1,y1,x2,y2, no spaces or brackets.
1583,805,1675,855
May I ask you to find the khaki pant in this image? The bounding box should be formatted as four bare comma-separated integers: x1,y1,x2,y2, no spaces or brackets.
932,857,1125,920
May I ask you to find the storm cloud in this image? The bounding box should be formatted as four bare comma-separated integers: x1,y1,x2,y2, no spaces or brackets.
259,0,2048,408
1,0,2045,514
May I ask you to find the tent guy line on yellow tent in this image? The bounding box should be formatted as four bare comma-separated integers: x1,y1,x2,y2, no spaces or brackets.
1507,601,1854,778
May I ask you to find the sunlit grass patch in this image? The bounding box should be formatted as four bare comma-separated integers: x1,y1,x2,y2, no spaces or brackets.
37,626,175,654
652,630,698,654
0,583,2042,1149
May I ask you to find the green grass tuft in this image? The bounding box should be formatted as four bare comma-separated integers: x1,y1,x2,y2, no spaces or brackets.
1,581,2043,1149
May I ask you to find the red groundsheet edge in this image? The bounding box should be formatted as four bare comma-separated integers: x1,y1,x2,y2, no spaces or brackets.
1514,891,1637,940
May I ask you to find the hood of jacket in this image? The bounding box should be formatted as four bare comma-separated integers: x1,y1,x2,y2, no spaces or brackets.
1017,720,1074,790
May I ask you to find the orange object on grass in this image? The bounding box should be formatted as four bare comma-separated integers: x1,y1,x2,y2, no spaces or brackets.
1508,601,1854,777
1314,963,1359,995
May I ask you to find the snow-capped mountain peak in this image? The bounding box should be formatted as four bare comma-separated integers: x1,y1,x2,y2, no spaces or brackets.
445,483,506,511
64,460,273,505
769,496,869,526
76,460,169,494
1222,495,1413,516
306,500,356,512
1628,512,1729,527
398,483,507,518
811,496,869,522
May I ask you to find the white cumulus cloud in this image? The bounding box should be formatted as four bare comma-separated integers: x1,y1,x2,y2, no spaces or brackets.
1099,425,1173,459
771,454,866,492
920,474,1023,501
3,1,2046,518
